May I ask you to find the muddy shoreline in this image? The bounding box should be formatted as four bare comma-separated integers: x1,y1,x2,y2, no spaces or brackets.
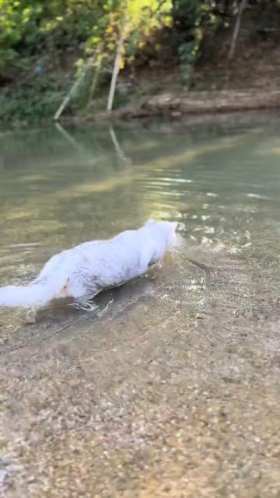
3,89,280,130
89,89,280,123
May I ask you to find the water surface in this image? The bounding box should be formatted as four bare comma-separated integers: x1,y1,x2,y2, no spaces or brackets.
0,115,280,498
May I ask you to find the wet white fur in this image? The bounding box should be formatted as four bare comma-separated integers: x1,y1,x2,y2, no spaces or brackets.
0,220,177,309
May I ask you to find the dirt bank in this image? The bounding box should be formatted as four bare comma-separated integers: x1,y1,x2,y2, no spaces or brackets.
90,89,280,122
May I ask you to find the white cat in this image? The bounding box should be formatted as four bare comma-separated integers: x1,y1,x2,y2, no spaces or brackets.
0,220,177,309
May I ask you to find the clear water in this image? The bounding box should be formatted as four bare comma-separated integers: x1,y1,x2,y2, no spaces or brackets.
1,115,280,497
1,117,280,279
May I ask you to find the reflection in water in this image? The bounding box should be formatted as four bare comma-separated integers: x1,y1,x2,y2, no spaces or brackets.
0,118,280,292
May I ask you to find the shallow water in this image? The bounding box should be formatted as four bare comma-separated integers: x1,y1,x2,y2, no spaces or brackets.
0,114,280,497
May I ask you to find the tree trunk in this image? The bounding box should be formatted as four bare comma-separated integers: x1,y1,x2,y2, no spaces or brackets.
107,32,125,112
54,52,98,121
228,0,247,61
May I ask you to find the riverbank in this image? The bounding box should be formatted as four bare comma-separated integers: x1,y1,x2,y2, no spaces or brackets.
2,4,280,129
4,73,280,130
3,88,280,130
81,89,280,123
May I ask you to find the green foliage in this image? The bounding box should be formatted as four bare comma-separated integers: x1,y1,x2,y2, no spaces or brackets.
1,0,279,78
71,0,173,107
79,0,172,69
0,78,63,126
1,0,280,123
173,0,222,86
0,0,41,70
0,0,172,73
0,0,173,115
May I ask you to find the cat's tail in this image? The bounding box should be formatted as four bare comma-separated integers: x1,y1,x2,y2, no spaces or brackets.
0,283,53,308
